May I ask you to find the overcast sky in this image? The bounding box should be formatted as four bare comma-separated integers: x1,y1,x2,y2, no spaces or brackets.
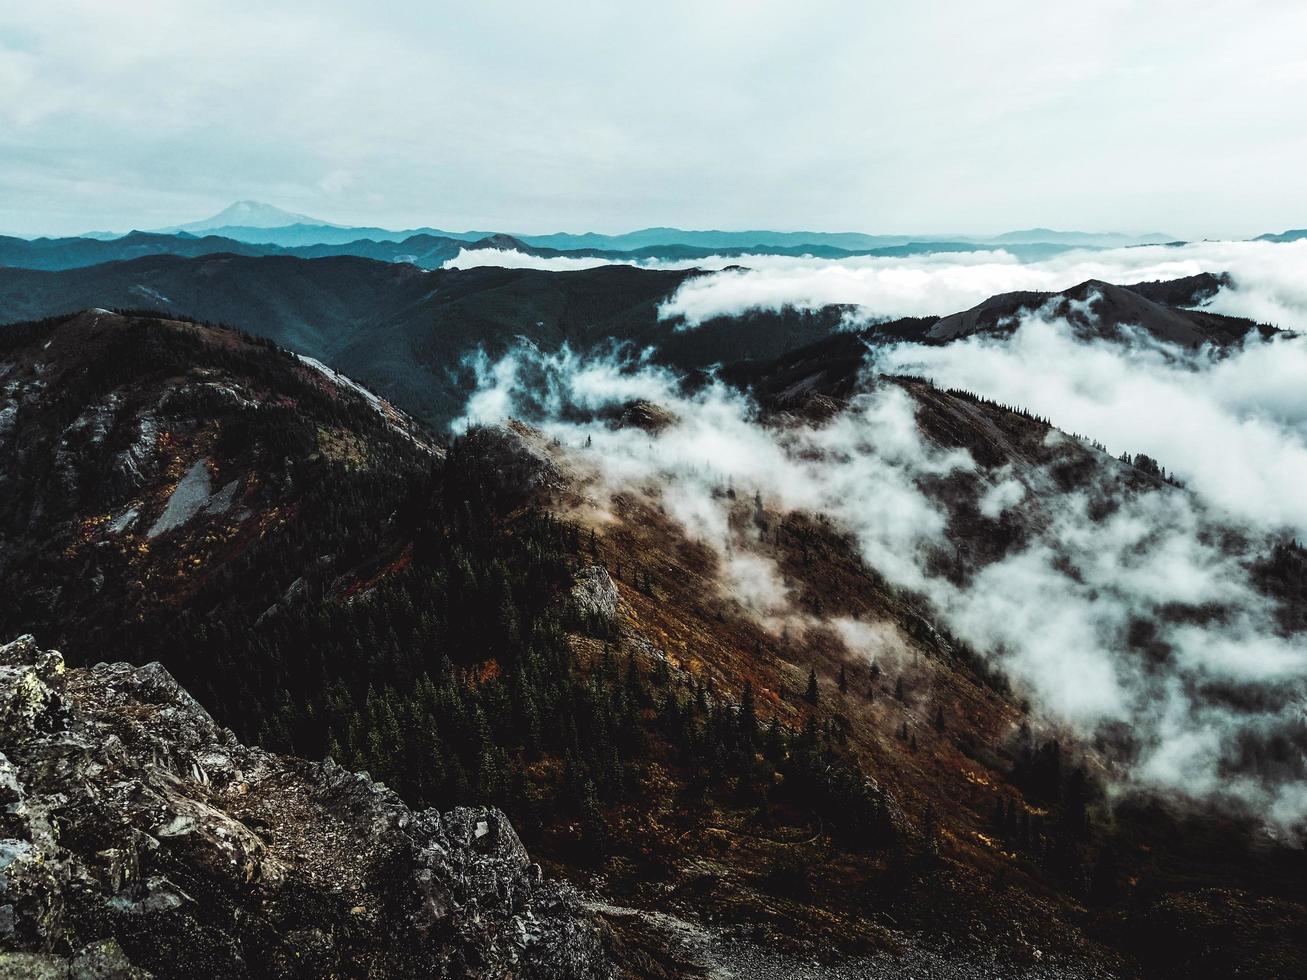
2,0,1305,238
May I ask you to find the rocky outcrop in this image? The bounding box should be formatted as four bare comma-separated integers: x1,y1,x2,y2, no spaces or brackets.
614,399,677,434
462,423,563,500
571,565,620,622
0,635,614,979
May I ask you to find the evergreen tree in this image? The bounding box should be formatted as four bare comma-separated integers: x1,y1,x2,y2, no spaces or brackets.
765,716,784,765
739,680,758,745
579,778,607,855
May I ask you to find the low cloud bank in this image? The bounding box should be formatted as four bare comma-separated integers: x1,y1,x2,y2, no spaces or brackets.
442,239,1307,332
658,240,1307,331
875,308,1307,538
456,331,1307,830
442,248,628,272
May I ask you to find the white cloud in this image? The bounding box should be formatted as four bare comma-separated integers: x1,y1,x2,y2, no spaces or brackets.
444,239,1307,339
5,2,1307,236
875,311,1307,537
979,470,1025,518
653,240,1307,331
455,325,1307,829
442,248,630,272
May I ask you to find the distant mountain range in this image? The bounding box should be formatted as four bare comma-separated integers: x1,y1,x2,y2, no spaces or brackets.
4,212,1186,277
0,229,472,272
27,201,1189,253
0,227,1095,273
1255,228,1307,243
36,201,1307,275
985,227,1177,246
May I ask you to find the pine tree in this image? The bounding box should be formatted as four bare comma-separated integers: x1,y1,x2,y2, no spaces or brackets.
838,664,848,694
765,716,784,765
922,802,938,856
739,680,758,745
805,668,819,704
579,778,607,856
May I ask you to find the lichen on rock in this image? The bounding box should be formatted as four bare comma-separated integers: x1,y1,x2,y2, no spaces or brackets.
572,565,621,622
0,634,615,979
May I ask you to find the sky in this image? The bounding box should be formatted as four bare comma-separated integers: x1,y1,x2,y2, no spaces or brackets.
2,0,1306,238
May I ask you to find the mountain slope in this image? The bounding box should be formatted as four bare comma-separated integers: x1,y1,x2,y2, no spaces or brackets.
924,274,1260,345
4,308,1306,977
0,309,436,651
0,257,855,426
0,260,1274,436
0,231,279,271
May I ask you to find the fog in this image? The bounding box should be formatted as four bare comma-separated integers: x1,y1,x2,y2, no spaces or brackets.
443,239,1307,333
876,308,1307,537
456,312,1307,829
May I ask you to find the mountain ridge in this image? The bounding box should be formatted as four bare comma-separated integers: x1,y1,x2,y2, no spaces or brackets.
57,200,1183,251
0,259,1271,431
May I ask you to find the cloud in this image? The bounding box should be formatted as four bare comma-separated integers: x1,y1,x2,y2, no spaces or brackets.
650,240,1307,331
442,248,633,272
317,168,358,196
455,329,1307,830
443,238,1307,338
7,2,1307,237
874,308,1307,537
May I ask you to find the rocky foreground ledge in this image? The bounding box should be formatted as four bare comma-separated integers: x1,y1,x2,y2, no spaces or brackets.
0,636,614,979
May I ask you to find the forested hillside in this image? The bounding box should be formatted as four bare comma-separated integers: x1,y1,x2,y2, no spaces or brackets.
4,309,1304,977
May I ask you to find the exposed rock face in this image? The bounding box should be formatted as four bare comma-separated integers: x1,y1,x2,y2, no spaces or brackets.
572,565,620,622
462,423,563,499
0,635,614,979
615,399,677,434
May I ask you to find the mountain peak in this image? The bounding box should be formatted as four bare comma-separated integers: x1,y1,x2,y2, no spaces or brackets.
470,232,530,251
162,200,339,233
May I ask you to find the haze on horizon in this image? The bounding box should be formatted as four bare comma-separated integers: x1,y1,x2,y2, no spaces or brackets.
2,0,1306,239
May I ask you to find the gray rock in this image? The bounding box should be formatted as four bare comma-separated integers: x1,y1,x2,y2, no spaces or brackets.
465,423,562,497
112,416,159,489
572,565,620,621
146,460,213,538
0,635,616,979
